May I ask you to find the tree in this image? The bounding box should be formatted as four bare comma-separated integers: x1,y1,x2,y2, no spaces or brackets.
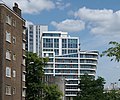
43,84,63,100
100,41,120,62
26,52,48,100
75,75,106,100
105,89,120,100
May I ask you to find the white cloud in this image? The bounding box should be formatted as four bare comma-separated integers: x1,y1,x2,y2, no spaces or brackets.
74,7,120,35
2,0,70,14
51,7,120,34
73,7,120,86
75,7,113,21
2,0,55,14
51,19,85,32
55,1,71,10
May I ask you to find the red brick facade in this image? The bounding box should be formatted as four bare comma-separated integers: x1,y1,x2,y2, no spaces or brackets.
0,3,26,100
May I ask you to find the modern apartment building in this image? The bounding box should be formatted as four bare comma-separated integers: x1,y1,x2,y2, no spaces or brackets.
41,31,98,100
26,25,98,100
0,3,26,100
26,25,48,56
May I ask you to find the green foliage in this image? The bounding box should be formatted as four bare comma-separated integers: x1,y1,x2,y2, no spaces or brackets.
100,41,120,62
105,90,120,100
75,75,106,100
43,84,63,100
26,52,48,100
25,52,62,100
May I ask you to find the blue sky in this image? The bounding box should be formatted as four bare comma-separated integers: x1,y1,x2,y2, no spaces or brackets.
2,0,120,86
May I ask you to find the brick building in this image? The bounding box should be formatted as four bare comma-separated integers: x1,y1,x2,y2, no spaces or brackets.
0,2,26,100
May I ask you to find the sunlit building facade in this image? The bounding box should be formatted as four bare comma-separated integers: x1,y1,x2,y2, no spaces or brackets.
41,31,98,100
26,26,99,100
26,25,48,55
0,3,26,100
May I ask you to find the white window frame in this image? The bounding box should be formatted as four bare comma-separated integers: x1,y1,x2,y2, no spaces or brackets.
23,42,26,50
13,70,16,78
6,31,11,43
23,29,26,35
13,19,16,27
22,88,26,97
6,15,12,25
5,85,11,95
12,36,16,44
13,54,16,61
22,58,25,66
6,67,11,77
13,87,16,94
22,72,25,81
6,50,11,60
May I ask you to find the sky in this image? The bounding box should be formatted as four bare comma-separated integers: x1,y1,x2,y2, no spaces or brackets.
2,0,120,87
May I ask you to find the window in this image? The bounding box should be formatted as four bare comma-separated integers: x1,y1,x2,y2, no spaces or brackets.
13,87,16,94
23,29,26,35
54,49,59,55
62,49,67,55
12,36,16,44
5,85,11,95
22,73,25,81
6,15,12,25
54,39,59,48
13,54,16,61
6,50,11,60
22,58,25,66
68,39,78,48
6,31,11,43
6,67,11,77
13,19,16,27
23,42,26,50
43,38,53,48
68,50,77,53
62,39,67,48
13,70,16,78
22,88,26,97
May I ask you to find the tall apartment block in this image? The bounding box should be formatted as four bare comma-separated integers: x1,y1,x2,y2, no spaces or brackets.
41,31,98,100
0,3,26,100
27,25,98,100
26,25,48,56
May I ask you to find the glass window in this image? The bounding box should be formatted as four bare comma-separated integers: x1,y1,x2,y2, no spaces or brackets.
54,49,59,55
13,87,16,94
6,50,11,60
12,36,16,44
68,39,78,48
62,39,67,48
68,50,77,53
22,73,25,81
54,39,59,48
23,29,26,35
6,15,12,25
5,85,11,95
13,70,16,78
22,88,26,97
23,42,26,50
13,19,16,27
62,49,67,55
6,31,11,43
13,54,16,61
6,67,11,77
23,58,25,66
43,33,61,37
43,38,53,48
